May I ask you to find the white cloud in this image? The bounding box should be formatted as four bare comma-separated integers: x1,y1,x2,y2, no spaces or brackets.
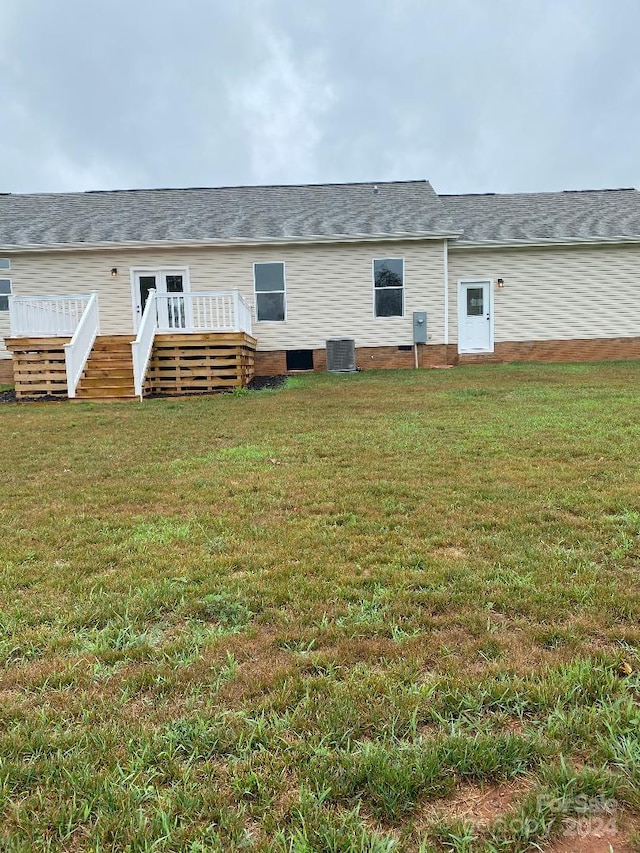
231,31,334,184
1,0,640,193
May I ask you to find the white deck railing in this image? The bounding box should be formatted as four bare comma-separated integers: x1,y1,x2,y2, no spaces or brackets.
131,290,157,401
156,291,253,335
64,292,99,398
9,294,92,337
131,289,253,400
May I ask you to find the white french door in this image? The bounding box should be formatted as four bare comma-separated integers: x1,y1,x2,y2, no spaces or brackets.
458,279,494,353
132,268,190,331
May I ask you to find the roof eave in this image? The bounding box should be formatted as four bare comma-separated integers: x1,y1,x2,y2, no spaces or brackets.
451,235,640,249
0,230,463,253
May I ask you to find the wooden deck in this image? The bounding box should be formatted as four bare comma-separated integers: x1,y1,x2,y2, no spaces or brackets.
6,336,70,399
145,332,256,396
6,332,256,400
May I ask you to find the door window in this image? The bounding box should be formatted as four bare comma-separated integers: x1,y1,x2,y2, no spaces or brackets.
138,275,157,313
165,274,184,293
164,274,186,328
466,287,484,316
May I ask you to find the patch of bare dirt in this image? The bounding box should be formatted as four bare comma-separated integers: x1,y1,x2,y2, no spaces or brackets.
415,777,535,832
544,828,634,852
501,717,527,735
542,808,638,853
247,374,286,391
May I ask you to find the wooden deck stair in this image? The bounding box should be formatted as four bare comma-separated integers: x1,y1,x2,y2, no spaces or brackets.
75,335,137,401
8,331,257,400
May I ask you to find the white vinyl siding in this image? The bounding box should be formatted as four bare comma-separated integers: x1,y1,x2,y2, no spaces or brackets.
4,241,447,351
6,241,640,358
448,243,640,344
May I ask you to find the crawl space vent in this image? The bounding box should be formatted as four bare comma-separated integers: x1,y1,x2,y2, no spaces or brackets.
326,338,356,372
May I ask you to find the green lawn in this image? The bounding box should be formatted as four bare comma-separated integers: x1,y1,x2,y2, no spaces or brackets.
0,363,638,852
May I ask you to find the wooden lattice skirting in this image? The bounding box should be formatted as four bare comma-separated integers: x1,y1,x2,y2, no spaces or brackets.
144,332,257,396
6,337,71,399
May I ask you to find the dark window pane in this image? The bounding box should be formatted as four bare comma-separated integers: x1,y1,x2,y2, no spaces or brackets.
374,258,403,288
466,287,484,316
375,288,403,317
139,275,156,312
165,275,184,293
0,279,10,310
0,259,9,270
255,263,285,292
257,291,285,321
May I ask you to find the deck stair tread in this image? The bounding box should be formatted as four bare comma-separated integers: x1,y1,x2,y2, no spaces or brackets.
75,335,136,400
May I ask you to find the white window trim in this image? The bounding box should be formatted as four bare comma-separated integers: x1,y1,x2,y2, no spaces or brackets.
372,257,405,319
457,278,495,354
0,277,12,311
0,259,10,271
253,261,287,322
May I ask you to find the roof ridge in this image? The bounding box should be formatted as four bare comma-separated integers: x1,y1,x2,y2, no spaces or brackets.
561,187,636,193
1,179,430,199
441,187,637,199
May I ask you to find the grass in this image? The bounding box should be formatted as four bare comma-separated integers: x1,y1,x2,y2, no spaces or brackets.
0,362,639,851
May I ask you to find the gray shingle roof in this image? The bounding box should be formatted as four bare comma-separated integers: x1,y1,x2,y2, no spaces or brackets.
440,188,640,244
3,181,639,249
0,180,456,247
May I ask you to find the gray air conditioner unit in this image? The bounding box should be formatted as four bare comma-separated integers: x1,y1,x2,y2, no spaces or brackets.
326,338,356,372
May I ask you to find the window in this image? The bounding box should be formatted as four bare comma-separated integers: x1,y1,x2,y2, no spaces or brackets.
374,258,404,317
0,279,10,311
0,259,9,271
254,262,286,321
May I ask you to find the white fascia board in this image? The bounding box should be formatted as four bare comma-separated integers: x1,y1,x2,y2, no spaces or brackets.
1,230,463,254
451,235,640,250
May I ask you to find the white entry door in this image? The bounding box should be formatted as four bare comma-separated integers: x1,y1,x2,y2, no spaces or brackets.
458,280,493,353
132,268,189,331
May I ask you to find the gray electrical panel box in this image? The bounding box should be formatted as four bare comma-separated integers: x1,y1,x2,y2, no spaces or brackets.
413,311,427,344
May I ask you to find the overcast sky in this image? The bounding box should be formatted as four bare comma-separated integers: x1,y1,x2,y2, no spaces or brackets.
1,0,639,195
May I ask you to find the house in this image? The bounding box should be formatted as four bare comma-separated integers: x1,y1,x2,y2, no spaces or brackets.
1,180,639,399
